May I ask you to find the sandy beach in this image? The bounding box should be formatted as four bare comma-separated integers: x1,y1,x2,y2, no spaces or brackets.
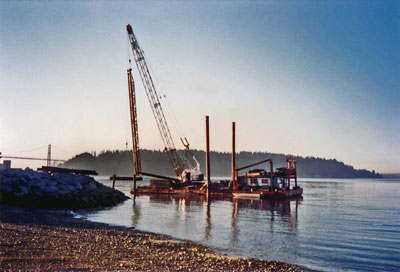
0,206,303,271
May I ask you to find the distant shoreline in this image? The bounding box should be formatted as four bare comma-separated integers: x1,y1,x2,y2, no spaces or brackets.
381,173,400,179
61,149,383,179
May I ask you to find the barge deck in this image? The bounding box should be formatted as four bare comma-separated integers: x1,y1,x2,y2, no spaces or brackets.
128,157,303,199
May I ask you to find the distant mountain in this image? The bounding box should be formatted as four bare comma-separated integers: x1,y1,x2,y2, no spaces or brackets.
60,149,383,179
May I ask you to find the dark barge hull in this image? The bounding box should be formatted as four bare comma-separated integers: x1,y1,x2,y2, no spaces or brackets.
131,186,302,199
130,186,232,197
233,187,303,199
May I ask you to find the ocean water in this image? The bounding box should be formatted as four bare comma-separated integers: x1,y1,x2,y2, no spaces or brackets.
80,177,400,272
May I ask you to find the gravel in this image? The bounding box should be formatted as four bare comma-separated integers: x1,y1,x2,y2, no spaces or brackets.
0,206,304,271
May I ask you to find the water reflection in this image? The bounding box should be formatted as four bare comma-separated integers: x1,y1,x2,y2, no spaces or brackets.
90,178,400,272
131,199,141,226
232,197,301,216
205,195,211,241
231,197,301,244
130,194,302,246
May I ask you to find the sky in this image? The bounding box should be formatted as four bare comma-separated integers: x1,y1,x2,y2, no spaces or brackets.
0,0,399,173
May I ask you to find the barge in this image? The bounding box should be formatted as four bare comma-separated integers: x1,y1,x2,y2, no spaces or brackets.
232,158,303,199
125,119,302,199
128,157,302,200
123,119,302,199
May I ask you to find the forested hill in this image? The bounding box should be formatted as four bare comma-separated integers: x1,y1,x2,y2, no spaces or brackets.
60,149,382,179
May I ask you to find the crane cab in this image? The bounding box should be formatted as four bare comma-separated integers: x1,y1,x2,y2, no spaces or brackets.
181,168,204,183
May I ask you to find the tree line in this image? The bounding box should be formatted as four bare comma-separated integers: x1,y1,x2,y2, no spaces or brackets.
60,149,382,178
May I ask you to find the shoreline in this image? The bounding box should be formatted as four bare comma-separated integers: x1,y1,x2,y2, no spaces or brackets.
0,205,303,271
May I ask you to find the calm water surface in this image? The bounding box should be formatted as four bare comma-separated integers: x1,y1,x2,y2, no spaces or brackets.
80,178,400,271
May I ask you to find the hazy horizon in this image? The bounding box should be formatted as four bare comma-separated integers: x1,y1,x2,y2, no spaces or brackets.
1,1,399,173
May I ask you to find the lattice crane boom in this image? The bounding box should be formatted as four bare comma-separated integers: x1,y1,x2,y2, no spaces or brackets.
126,24,184,177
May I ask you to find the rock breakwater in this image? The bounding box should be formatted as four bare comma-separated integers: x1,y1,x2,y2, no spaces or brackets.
0,168,129,209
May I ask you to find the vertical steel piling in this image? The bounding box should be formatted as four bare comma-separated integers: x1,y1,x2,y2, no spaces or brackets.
112,174,116,190
287,159,291,190
206,116,210,193
294,161,298,188
232,122,236,188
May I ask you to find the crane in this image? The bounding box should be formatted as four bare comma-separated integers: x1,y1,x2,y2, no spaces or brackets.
126,24,203,182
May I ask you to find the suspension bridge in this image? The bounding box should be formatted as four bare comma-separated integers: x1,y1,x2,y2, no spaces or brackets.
0,144,70,167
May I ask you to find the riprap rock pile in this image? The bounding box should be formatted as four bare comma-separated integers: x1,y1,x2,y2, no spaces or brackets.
0,168,129,209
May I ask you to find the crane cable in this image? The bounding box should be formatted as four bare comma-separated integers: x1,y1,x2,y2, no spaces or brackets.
144,51,188,146
128,35,195,171
145,57,194,169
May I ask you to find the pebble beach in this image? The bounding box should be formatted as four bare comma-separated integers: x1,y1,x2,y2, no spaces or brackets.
0,206,303,271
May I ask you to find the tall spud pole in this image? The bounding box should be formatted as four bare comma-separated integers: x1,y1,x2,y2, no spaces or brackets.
232,122,236,186
206,116,210,193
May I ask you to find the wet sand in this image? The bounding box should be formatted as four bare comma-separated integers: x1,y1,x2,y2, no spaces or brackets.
0,206,303,271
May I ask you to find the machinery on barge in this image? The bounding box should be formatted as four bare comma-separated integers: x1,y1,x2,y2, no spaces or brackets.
117,24,302,199
232,158,303,199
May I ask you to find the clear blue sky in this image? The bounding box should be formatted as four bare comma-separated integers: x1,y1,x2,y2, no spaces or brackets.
1,1,399,173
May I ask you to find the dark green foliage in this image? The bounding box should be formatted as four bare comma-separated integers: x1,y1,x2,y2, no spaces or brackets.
61,149,382,178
